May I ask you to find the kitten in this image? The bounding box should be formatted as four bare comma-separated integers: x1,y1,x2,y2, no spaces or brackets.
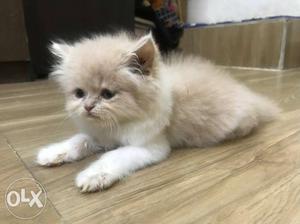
37,32,279,192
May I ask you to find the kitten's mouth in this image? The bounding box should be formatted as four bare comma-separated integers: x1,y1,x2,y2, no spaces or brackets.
85,112,98,119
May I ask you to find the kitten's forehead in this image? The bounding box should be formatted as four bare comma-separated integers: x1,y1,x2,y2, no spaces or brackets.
57,34,142,92
66,42,132,86
71,46,126,74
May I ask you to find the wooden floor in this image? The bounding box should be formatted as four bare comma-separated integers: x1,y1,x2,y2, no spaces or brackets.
1,68,300,224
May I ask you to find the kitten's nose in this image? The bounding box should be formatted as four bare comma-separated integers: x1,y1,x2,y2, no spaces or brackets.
84,104,95,112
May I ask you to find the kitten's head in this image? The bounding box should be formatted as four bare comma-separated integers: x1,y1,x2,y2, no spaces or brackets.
51,33,161,127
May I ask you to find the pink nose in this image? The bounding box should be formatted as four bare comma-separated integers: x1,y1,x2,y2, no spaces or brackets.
84,105,95,112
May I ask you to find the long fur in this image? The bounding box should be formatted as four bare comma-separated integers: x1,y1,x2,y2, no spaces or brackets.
37,32,279,192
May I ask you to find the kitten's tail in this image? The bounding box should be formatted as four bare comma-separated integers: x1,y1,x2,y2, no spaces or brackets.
255,95,281,123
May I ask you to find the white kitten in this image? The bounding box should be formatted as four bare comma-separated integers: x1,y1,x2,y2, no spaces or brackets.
37,32,279,192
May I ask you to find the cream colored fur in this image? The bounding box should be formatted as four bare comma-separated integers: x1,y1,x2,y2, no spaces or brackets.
37,32,279,192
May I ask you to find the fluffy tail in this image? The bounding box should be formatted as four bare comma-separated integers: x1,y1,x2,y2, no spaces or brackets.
255,95,281,123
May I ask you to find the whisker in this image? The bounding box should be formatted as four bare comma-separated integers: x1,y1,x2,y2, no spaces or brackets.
56,105,81,128
99,110,119,136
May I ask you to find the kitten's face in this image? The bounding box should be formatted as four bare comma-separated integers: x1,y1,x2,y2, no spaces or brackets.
51,33,160,127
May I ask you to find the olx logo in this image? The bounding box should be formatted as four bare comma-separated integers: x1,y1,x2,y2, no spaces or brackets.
6,188,43,208
5,178,47,219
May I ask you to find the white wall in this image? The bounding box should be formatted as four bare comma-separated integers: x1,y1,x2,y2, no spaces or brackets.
187,0,300,24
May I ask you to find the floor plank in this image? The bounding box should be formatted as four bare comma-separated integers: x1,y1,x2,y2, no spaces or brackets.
0,136,62,223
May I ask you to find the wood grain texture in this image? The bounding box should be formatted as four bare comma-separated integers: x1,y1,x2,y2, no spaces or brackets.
0,136,62,224
1,68,300,223
180,20,285,69
284,20,300,69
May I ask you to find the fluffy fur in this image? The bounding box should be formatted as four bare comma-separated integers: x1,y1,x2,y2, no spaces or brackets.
37,32,279,192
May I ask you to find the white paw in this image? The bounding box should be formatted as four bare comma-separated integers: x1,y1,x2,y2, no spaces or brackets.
37,143,68,166
76,168,117,192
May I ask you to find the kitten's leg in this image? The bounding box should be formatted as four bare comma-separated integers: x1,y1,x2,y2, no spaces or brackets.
37,134,98,166
76,135,170,192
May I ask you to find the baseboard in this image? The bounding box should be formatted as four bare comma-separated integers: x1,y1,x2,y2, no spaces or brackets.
180,18,300,70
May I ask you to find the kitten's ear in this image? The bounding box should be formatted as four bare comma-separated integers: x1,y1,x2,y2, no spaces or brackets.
131,33,157,75
49,42,71,81
50,41,71,59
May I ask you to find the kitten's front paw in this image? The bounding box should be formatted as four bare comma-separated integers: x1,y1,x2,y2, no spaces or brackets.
76,168,117,192
37,144,67,166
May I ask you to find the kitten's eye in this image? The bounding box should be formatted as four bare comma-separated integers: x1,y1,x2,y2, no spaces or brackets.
101,88,115,100
74,88,85,98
